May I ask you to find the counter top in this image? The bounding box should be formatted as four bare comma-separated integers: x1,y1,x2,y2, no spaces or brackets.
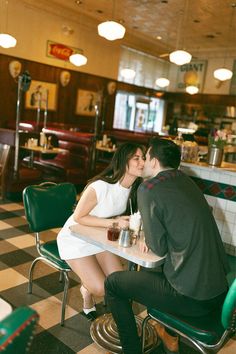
181,161,236,173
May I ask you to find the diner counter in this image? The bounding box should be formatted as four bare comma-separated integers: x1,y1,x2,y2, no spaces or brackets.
180,160,236,256
181,161,236,176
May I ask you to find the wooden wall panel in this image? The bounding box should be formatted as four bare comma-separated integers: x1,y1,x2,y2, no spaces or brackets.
1,53,235,134
0,54,114,133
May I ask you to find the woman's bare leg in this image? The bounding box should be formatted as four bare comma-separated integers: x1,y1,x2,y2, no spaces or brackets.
96,251,123,277
67,252,123,313
66,254,106,297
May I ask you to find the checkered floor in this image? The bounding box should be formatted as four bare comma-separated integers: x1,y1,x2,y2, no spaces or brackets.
0,198,235,354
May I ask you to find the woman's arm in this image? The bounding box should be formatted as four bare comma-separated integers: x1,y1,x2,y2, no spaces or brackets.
73,186,129,228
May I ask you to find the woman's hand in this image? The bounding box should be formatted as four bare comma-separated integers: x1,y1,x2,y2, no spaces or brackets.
116,215,130,229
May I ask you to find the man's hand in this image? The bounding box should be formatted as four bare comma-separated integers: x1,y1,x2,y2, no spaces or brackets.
139,239,149,253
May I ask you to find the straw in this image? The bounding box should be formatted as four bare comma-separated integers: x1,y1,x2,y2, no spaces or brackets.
129,198,133,215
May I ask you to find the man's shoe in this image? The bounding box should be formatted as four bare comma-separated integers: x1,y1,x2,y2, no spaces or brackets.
154,323,179,353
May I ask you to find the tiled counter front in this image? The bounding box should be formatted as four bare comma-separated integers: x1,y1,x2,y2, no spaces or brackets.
180,162,236,256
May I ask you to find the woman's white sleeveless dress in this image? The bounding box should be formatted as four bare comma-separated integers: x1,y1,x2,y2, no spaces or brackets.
57,180,130,260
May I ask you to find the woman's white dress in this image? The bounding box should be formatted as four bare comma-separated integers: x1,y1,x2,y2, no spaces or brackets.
57,180,131,260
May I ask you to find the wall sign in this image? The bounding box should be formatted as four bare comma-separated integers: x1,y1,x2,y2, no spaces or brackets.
176,60,207,93
46,40,83,61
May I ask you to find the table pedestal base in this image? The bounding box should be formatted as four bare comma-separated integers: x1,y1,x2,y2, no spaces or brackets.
90,313,160,353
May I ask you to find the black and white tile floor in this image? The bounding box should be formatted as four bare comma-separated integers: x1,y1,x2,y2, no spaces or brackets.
0,199,235,354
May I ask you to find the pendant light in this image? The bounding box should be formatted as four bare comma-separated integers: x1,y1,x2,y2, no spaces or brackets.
120,68,136,79
213,4,235,81
120,47,136,80
98,0,126,41
69,10,87,67
155,60,170,88
156,77,170,88
186,85,199,95
169,0,191,66
0,0,17,48
69,53,87,67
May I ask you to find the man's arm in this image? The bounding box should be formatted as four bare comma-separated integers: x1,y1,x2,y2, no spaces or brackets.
138,187,167,257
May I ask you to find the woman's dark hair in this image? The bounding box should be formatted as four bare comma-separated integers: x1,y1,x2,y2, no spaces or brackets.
149,137,181,169
89,142,146,214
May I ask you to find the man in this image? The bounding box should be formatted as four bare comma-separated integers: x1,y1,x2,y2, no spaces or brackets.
105,138,229,354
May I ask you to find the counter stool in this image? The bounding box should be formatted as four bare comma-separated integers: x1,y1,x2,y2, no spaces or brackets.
141,278,236,354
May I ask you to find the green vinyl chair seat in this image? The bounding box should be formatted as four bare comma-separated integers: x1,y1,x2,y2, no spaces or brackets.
147,308,224,345
23,182,77,326
142,279,236,354
40,240,71,270
0,307,39,354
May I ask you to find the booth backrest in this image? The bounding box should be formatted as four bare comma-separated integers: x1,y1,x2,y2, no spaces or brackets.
38,127,95,185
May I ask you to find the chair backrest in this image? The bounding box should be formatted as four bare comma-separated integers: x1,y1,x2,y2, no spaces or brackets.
0,307,39,354
221,278,236,330
23,182,77,232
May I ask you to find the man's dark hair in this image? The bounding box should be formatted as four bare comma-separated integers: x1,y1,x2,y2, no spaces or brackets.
149,138,181,169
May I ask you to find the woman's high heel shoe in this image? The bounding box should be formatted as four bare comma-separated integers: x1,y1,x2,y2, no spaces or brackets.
80,285,97,321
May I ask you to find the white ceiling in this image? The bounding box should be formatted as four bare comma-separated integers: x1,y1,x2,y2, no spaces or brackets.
22,0,236,59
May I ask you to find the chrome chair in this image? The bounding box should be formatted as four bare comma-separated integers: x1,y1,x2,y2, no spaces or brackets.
142,278,236,354
23,182,77,325
0,306,39,354
0,143,10,199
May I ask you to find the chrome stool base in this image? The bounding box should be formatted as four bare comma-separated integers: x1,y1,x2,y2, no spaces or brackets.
90,313,160,353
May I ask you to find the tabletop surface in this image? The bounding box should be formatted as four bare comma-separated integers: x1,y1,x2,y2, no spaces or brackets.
69,223,165,268
96,145,116,153
20,145,66,154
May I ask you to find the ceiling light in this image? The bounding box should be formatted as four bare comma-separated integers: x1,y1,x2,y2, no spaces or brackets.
169,50,192,66
155,77,170,88
213,4,235,82
69,53,87,66
0,1,17,48
186,86,199,95
98,21,126,41
0,33,16,48
169,0,192,66
213,68,233,81
120,68,136,79
97,0,126,41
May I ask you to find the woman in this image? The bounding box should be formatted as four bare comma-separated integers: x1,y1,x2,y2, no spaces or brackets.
57,142,145,319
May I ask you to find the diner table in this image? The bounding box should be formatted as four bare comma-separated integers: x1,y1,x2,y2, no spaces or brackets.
69,223,165,268
20,145,66,168
69,223,165,353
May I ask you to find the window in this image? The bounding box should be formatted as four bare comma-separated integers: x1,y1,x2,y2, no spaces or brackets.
113,91,166,133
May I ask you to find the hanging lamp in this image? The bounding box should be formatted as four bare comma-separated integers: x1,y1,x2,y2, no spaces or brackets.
69,53,87,67
120,68,136,79
0,1,17,48
98,21,125,41
169,0,191,65
186,85,199,95
155,77,170,88
69,10,87,67
213,4,235,81
98,0,126,41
